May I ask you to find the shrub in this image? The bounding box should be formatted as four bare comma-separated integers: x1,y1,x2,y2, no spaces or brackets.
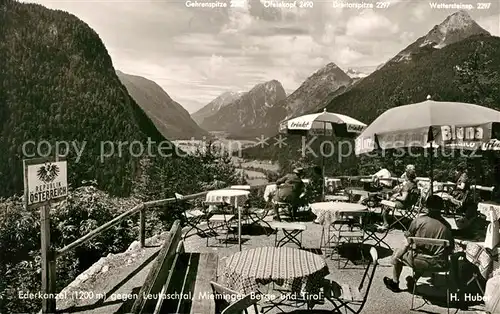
0,186,162,313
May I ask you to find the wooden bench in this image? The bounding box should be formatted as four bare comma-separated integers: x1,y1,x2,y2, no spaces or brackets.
272,222,307,248
130,220,219,314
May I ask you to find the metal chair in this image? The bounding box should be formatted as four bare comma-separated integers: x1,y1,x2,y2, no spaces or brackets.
210,281,260,314
382,189,421,230
174,193,207,240
323,247,379,314
241,195,274,236
321,212,365,268
205,201,237,247
272,221,306,248
405,237,452,314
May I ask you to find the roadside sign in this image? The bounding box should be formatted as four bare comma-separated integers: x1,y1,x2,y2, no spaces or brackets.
23,157,68,208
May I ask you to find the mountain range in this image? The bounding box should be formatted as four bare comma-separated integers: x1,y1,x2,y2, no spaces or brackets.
389,10,491,64
198,80,287,138
193,62,354,138
116,71,208,139
193,11,493,142
0,1,172,197
242,11,500,169
191,91,244,126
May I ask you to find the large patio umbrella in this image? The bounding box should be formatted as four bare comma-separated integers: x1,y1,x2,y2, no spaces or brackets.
355,98,500,192
280,108,366,137
280,108,366,198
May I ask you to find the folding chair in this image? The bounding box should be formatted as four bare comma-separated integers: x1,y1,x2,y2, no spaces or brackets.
205,201,237,247
174,193,207,240
453,241,493,299
210,281,260,314
242,201,274,236
272,221,306,248
323,247,379,314
322,212,365,268
382,190,421,230
440,189,469,216
360,210,391,251
405,237,452,314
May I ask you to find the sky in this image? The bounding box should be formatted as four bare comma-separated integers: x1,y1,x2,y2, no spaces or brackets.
22,0,500,113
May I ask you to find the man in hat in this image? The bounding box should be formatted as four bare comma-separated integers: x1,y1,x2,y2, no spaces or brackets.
273,167,305,221
383,195,454,292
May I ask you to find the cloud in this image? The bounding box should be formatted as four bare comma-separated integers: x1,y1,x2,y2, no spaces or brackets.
477,14,500,36
346,10,399,38
411,3,429,22
18,0,498,113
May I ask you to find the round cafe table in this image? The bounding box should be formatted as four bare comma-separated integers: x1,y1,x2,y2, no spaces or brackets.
222,246,329,295
205,189,250,207
310,202,368,226
205,189,250,251
478,202,500,221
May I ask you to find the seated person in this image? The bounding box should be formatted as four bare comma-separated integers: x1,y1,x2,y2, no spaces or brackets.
440,162,470,213
273,167,305,221
378,170,418,230
383,195,454,292
393,164,416,193
400,164,416,181
309,166,323,202
358,167,392,205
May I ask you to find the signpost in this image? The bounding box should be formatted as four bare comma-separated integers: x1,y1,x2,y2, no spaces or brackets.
23,156,67,314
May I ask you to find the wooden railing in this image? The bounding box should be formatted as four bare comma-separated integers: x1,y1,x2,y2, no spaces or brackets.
44,184,271,313
55,191,208,258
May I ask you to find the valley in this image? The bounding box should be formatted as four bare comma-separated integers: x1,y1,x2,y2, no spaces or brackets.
2,2,500,313
172,139,279,185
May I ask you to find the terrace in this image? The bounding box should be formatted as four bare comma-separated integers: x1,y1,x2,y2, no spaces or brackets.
52,178,500,314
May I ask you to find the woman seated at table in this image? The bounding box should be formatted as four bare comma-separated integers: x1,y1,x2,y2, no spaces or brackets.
273,167,305,221
439,162,469,213
378,170,418,230
394,164,416,193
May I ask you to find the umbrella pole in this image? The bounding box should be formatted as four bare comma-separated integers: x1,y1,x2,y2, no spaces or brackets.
429,142,434,195
322,122,326,201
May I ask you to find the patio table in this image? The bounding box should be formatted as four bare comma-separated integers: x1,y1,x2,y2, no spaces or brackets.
206,189,250,207
205,189,250,251
311,202,368,258
310,202,367,226
222,246,329,296
345,187,392,203
324,195,350,202
263,184,277,202
418,181,455,194
478,202,500,221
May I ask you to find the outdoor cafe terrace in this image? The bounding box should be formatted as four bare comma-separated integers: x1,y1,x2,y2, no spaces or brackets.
54,176,500,314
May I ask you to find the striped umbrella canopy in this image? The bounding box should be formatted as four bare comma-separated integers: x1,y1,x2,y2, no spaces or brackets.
355,100,500,155
280,109,366,137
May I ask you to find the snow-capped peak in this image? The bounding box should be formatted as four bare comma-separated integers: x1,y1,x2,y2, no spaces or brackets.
346,68,369,79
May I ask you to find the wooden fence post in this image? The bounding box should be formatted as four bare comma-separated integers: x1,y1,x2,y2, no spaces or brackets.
41,203,56,313
140,207,146,248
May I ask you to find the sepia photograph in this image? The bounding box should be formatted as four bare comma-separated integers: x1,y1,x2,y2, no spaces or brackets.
1,0,500,313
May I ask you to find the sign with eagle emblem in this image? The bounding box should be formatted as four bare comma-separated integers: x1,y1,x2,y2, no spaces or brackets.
24,158,67,207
